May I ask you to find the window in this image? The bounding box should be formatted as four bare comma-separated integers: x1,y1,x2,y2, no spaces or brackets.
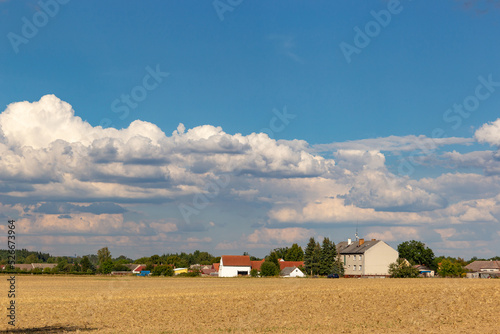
359,255,362,261
353,265,356,271
359,265,362,271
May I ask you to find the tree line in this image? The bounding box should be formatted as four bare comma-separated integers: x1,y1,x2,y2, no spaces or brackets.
389,240,499,278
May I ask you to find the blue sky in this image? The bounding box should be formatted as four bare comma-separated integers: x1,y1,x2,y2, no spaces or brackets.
1,0,500,259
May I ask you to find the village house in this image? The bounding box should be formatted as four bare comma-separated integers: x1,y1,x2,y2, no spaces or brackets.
465,260,500,278
278,260,304,271
280,266,305,278
414,265,435,277
337,238,398,277
218,255,251,277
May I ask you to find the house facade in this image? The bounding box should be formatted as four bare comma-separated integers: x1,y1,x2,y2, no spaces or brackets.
337,238,398,277
218,255,252,277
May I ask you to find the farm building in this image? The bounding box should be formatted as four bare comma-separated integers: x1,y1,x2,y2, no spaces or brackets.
465,260,500,278
280,267,305,278
132,265,146,274
2,263,58,272
212,262,220,275
337,238,398,277
414,265,435,277
174,268,188,275
218,255,251,277
251,260,265,271
279,260,304,271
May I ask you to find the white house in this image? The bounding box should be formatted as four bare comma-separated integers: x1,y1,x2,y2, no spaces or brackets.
218,255,252,277
337,238,398,277
280,266,305,278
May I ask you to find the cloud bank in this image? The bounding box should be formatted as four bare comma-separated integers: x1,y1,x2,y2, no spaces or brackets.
1,95,499,258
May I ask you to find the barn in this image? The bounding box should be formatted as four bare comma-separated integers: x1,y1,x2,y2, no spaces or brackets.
218,255,252,277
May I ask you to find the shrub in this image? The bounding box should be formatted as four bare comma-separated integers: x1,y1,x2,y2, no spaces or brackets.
260,261,279,277
389,258,419,278
151,265,174,277
250,268,259,277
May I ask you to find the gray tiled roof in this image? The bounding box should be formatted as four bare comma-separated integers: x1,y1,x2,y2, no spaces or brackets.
280,266,297,276
337,240,380,254
465,260,500,272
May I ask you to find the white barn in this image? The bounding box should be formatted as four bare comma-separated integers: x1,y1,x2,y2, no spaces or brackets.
218,255,252,277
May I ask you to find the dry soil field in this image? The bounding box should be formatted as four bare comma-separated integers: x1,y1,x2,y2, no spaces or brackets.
0,275,499,333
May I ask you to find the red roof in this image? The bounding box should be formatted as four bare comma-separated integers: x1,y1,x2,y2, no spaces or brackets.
134,265,147,272
251,260,265,270
213,263,220,271
279,261,304,270
221,255,251,266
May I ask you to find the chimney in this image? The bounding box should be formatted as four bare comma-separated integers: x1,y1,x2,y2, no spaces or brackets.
359,238,364,246
347,238,352,245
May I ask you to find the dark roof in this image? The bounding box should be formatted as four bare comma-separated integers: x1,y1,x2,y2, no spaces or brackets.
280,267,297,276
465,261,500,271
221,255,251,267
337,240,381,254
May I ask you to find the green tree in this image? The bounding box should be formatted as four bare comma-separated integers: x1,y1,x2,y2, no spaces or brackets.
149,255,161,264
56,258,70,272
112,263,131,271
437,258,465,277
80,256,94,273
97,247,112,265
331,258,345,277
152,265,174,276
285,243,304,261
266,251,280,270
397,240,435,268
389,258,420,278
24,254,39,264
273,247,289,260
99,260,113,274
319,237,337,276
250,268,259,277
304,237,321,276
260,261,279,277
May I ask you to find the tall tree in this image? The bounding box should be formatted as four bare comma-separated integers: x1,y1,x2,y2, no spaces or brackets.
397,240,435,268
319,238,337,276
266,251,280,270
285,243,304,261
273,247,289,260
97,247,112,265
304,237,321,276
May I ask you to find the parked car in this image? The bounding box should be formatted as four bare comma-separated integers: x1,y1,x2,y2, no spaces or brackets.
327,273,339,278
